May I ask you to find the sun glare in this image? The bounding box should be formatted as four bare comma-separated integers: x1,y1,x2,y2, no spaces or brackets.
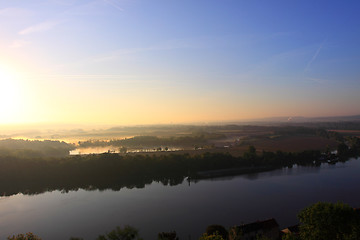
0,65,23,123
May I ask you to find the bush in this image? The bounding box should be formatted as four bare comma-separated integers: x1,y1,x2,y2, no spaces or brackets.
205,225,228,240
96,225,142,240
7,233,42,240
298,202,360,240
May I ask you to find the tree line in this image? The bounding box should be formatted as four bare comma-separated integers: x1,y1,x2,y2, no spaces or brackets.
77,134,225,149
0,139,74,158
0,138,359,197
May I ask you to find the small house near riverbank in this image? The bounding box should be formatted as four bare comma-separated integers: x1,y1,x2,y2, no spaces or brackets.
229,218,280,240
281,224,300,236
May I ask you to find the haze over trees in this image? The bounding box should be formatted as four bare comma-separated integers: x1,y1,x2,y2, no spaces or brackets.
0,139,74,158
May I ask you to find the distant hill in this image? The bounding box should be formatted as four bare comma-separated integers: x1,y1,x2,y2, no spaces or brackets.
236,115,360,123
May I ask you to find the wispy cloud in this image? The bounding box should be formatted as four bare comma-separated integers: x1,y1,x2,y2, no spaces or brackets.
63,74,157,82
102,0,124,11
49,0,77,6
19,20,64,35
90,47,159,63
51,37,203,72
64,1,104,16
306,77,329,84
9,39,30,48
89,42,195,63
0,7,33,17
243,46,309,74
305,40,326,72
41,74,169,86
63,0,124,16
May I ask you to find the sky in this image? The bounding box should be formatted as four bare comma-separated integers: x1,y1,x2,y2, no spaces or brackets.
0,0,359,125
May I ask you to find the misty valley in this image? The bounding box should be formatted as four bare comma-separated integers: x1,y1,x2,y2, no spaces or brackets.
0,123,360,239
2,1,360,239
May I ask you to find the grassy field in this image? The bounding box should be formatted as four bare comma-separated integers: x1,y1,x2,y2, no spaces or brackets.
121,134,339,158
242,135,337,152
328,130,360,137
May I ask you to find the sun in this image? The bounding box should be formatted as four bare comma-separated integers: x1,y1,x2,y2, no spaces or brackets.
0,65,23,123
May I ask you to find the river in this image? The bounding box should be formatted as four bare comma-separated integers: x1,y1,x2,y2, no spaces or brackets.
0,158,359,240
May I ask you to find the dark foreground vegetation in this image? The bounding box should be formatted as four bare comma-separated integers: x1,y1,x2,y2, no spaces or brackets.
8,202,360,240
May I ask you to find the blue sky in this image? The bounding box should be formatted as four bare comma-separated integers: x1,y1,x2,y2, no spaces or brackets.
0,0,359,124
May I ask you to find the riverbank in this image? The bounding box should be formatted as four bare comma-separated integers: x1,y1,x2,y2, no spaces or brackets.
0,142,359,197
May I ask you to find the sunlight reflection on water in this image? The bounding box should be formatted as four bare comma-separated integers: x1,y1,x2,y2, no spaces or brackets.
69,146,184,155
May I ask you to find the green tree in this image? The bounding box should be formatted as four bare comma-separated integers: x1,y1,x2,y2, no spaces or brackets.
281,233,300,240
199,232,225,240
298,202,360,240
243,145,257,160
337,143,349,157
96,225,142,240
119,146,128,154
7,233,42,240
158,231,178,240
205,225,228,240
256,235,271,240
325,145,331,155
228,227,242,240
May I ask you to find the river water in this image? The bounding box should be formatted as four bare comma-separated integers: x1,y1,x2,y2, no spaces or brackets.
0,158,359,240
